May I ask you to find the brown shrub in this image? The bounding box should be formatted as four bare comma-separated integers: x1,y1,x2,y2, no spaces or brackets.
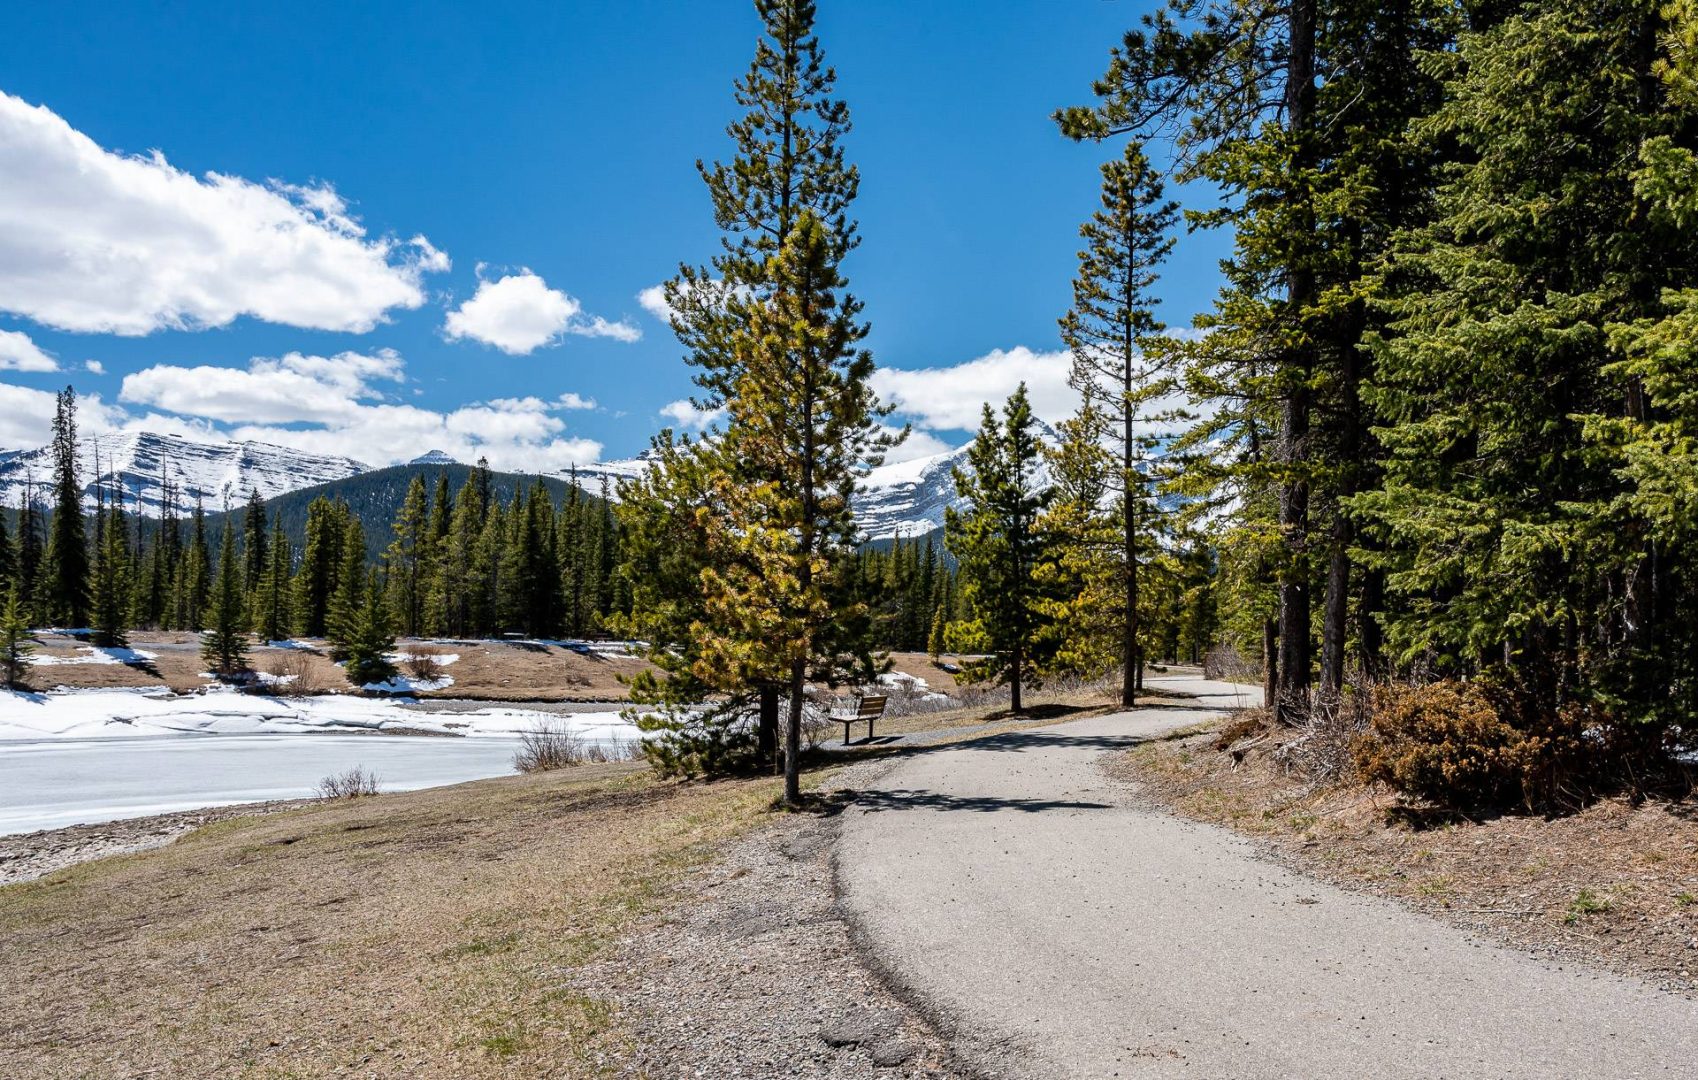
264,650,319,697
403,648,444,681
1354,680,1580,811
317,766,380,799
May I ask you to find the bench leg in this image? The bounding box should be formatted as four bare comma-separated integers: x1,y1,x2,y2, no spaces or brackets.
868,718,874,742
843,721,851,745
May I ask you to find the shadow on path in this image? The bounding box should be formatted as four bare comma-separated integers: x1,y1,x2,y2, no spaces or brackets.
824,787,1113,816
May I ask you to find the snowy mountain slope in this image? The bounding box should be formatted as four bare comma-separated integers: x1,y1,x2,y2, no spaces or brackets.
565,440,1017,542
0,432,370,515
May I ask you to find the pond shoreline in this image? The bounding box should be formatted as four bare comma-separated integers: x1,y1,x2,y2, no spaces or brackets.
0,799,308,887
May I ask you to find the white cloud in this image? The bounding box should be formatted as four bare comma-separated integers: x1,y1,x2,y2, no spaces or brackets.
0,329,56,372
0,349,605,469
659,398,724,431
120,349,404,424
83,359,105,375
636,284,672,322
877,426,956,465
873,346,1077,433
0,382,124,449
0,92,446,335
444,269,639,354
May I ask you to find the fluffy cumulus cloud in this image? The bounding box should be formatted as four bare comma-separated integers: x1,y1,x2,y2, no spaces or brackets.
872,346,1077,433
0,381,125,449
0,349,602,469
444,269,639,354
658,398,725,432
0,329,56,371
0,92,447,336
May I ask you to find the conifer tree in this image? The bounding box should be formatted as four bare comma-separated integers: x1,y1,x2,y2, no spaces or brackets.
293,496,346,637
181,500,211,631
90,484,132,648
691,210,894,803
43,388,88,627
0,590,33,689
343,578,398,688
947,385,1054,714
1034,393,1123,680
241,489,267,594
0,503,14,602
327,516,368,655
1059,142,1179,704
252,515,293,643
201,518,248,677
385,475,431,637
16,476,44,624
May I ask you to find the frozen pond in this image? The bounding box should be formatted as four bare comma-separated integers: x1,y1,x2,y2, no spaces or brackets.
0,734,528,835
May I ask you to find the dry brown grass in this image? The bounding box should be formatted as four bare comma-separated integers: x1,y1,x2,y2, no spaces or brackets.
1112,722,1698,995
0,763,792,1078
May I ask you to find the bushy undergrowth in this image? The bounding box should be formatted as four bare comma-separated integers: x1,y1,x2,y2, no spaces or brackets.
513,719,636,772
317,766,381,799
1353,680,1588,812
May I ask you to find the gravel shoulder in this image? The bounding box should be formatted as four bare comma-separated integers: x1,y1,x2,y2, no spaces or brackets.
833,675,1698,1080
571,755,967,1080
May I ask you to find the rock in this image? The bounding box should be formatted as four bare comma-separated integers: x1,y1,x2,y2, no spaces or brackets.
870,1038,920,1067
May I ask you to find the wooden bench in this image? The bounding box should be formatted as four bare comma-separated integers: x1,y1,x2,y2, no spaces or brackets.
832,694,888,745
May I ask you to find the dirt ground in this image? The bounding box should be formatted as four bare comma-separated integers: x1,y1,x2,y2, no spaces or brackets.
1112,719,1698,997
0,762,785,1078
24,634,964,704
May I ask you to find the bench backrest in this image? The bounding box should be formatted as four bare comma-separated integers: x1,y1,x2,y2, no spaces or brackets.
856,695,888,719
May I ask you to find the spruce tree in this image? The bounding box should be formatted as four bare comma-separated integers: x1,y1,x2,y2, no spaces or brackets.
385,475,430,637
1058,142,1178,704
241,489,268,593
293,496,346,638
201,518,248,677
42,388,88,627
947,385,1054,714
326,516,368,655
182,500,211,631
16,476,43,624
0,590,33,689
343,579,398,688
252,515,293,643
90,484,132,648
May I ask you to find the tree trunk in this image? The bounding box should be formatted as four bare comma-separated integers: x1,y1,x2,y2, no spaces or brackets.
1275,0,1318,723
1011,643,1023,715
784,661,804,807
1319,520,1350,698
758,683,779,772
1263,617,1278,709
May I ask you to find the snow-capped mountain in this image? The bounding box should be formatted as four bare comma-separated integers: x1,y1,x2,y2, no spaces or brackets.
0,432,370,515
564,442,985,541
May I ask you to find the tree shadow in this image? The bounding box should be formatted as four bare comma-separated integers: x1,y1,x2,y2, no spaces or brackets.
808,787,1112,816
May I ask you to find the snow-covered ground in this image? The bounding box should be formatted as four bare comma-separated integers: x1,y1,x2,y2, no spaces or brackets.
0,686,634,742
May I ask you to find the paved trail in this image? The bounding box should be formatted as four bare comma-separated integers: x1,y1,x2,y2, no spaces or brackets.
835,675,1698,1079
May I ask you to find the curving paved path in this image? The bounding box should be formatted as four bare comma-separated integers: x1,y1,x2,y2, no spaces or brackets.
834,675,1698,1079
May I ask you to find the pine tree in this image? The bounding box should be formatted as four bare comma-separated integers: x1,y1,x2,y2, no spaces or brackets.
293,496,346,638
385,475,431,637
252,515,293,643
1034,392,1124,680
1059,142,1179,704
0,590,33,689
16,475,44,624
241,489,268,594
0,502,14,602
180,500,212,631
946,385,1054,714
326,516,367,656
343,578,398,688
43,388,88,627
201,517,249,677
90,482,132,648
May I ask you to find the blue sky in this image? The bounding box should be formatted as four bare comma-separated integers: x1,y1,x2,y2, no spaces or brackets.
0,0,1227,469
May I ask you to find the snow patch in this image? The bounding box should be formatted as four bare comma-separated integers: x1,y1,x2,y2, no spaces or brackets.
31,646,158,667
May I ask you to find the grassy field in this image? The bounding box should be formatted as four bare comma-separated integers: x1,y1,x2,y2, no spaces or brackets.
0,763,796,1078
0,677,1125,1078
